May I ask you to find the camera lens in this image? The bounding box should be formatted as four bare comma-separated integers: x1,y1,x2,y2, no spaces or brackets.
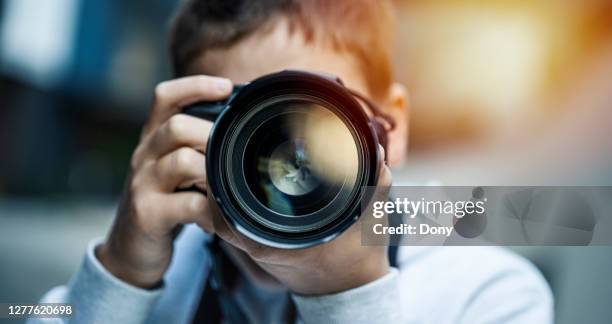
197,71,383,248
226,96,361,233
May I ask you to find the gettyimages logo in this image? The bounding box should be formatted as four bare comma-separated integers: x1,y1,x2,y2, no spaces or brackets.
361,186,608,246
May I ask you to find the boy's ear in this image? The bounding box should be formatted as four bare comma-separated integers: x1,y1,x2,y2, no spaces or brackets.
384,82,409,167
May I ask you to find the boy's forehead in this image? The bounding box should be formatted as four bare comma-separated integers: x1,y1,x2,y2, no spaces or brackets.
190,19,370,96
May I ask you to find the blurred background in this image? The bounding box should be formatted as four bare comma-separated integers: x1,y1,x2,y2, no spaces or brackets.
0,0,611,323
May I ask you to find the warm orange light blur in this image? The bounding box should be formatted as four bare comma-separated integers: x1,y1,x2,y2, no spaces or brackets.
394,1,612,151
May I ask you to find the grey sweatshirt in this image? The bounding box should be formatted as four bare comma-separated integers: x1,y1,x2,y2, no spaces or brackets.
32,224,553,324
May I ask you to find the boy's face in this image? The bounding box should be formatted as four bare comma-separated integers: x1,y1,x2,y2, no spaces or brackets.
190,19,409,166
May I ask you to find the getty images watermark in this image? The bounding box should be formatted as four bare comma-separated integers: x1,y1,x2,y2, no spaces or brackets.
361,186,612,246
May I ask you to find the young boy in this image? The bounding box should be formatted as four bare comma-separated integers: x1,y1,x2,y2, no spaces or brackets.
37,1,553,323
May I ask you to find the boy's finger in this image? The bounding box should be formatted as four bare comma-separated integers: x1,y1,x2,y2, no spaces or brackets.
377,144,392,187
152,192,213,232
154,147,206,192
144,114,212,159
143,75,232,137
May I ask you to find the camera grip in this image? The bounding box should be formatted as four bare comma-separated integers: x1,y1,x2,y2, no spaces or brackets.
182,101,226,122
182,83,246,121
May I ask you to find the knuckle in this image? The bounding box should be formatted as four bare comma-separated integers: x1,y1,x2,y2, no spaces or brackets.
166,114,189,139
153,81,170,101
128,171,147,195
131,193,154,220
129,155,140,173
174,147,196,172
189,194,207,214
130,146,145,171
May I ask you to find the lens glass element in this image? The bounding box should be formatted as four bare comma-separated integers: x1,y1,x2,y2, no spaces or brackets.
268,138,320,196
228,97,361,232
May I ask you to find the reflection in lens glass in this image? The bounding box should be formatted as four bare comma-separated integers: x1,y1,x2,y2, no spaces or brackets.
242,101,359,218
268,138,320,196
296,105,359,187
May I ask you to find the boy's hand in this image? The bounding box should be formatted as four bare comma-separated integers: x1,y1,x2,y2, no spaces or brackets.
98,75,391,295
97,75,233,288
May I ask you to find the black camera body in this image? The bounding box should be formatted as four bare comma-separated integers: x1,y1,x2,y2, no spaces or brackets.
183,70,389,249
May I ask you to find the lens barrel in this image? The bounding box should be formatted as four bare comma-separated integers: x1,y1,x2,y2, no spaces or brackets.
186,71,382,248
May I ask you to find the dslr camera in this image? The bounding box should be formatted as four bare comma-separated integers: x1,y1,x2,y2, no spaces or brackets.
183,70,393,248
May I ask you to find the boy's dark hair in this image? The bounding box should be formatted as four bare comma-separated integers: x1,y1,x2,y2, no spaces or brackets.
169,0,395,99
